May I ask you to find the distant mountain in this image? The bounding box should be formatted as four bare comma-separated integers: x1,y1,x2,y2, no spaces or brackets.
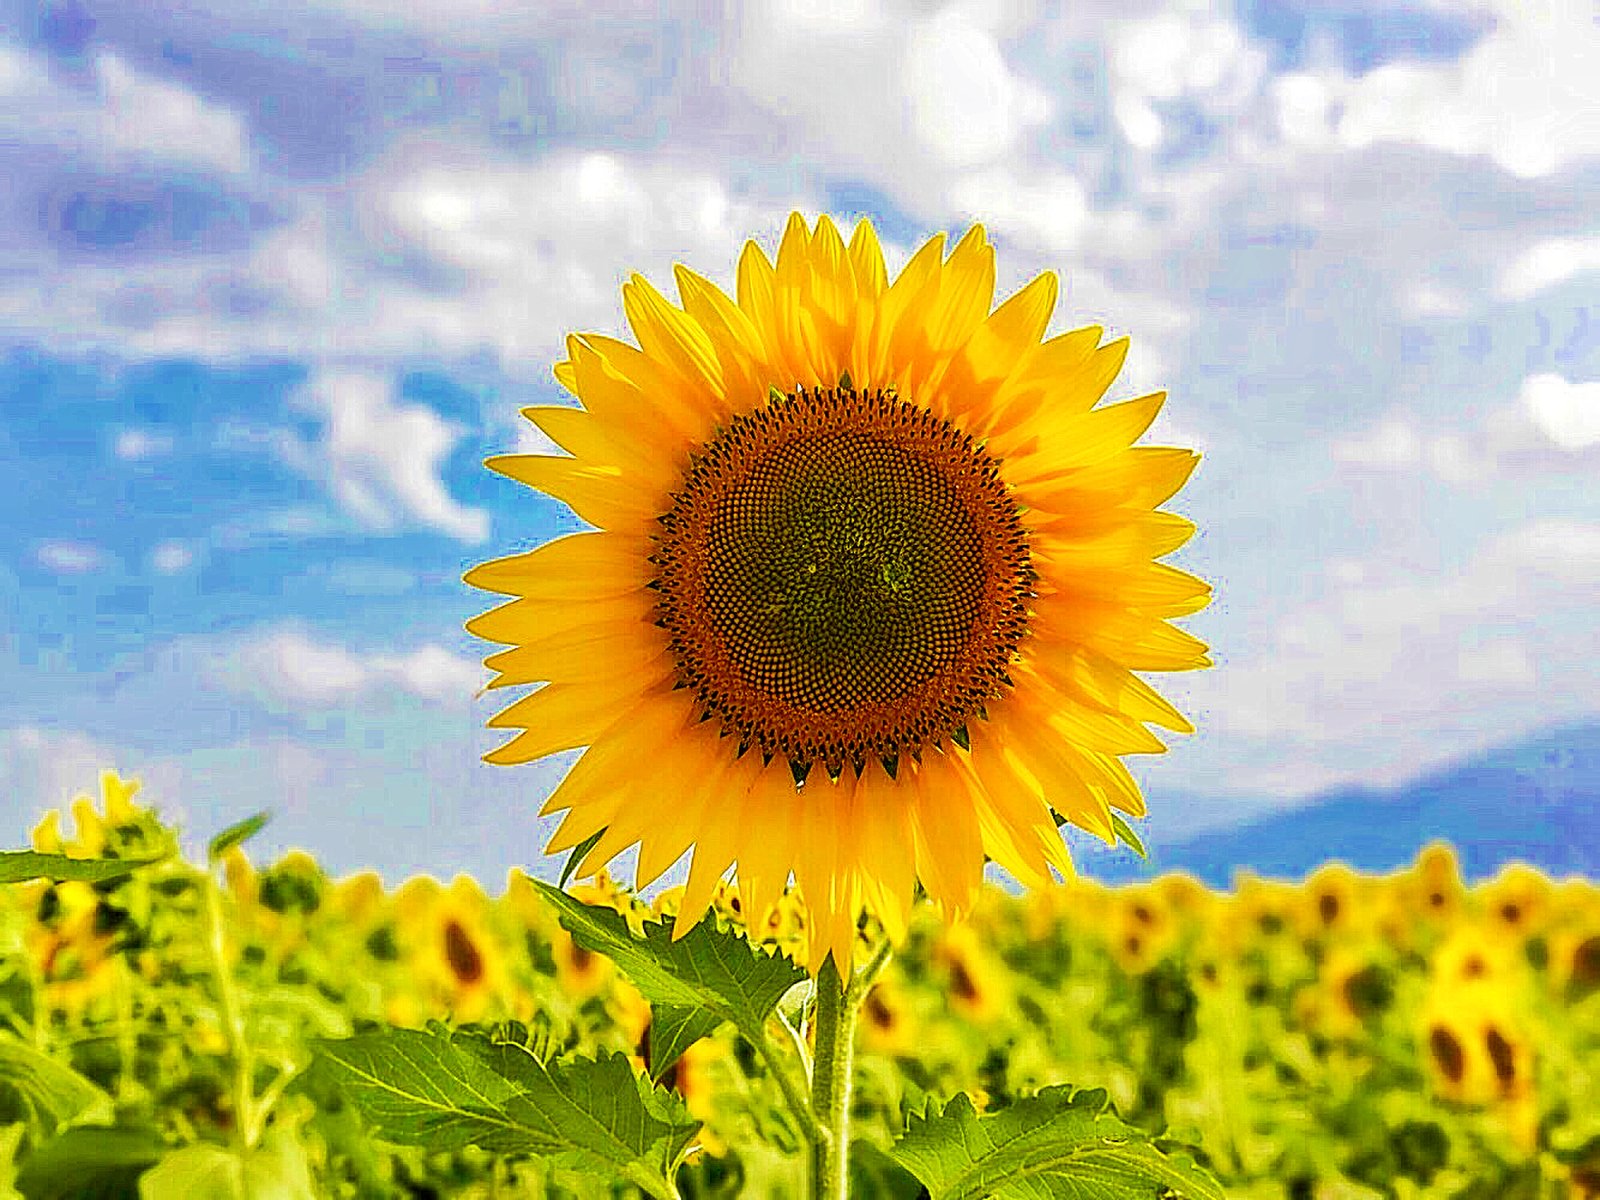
1073,722,1600,888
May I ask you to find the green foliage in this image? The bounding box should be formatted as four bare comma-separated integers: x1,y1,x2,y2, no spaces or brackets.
0,1035,113,1135
138,1127,316,1200
12,1129,166,1200
312,1027,698,1199
0,853,162,885
890,1086,1225,1200
205,814,270,866
534,880,805,1081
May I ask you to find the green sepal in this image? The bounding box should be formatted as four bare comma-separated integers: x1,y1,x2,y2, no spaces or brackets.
559,828,607,888
1110,815,1149,860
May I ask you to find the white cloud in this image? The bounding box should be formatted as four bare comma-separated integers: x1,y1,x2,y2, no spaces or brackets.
35,540,105,574
224,625,485,708
1497,236,1600,301
149,541,195,575
1331,416,1423,467
1183,517,1600,794
294,368,490,543
1106,9,1268,156
114,429,175,461
0,45,249,175
1456,636,1535,688
1519,373,1600,452
1333,6,1600,178
1334,374,1600,483
902,9,1050,168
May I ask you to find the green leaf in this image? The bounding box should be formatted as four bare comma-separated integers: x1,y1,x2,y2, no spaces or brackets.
0,1125,25,1200
206,813,270,864
0,1034,114,1136
890,1086,1226,1200
533,881,806,1081
14,1128,166,1200
313,1028,697,1199
559,829,606,888
0,852,163,885
138,1128,316,1200
1110,816,1148,861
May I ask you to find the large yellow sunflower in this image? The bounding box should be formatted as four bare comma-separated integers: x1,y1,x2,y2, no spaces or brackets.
467,213,1210,974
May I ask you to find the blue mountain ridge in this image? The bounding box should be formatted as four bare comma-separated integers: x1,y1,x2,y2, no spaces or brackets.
1069,721,1600,889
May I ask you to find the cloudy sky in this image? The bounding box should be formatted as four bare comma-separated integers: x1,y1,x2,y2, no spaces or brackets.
1,0,1596,883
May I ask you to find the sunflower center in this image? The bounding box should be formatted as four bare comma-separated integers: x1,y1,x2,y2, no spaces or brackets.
653,384,1032,782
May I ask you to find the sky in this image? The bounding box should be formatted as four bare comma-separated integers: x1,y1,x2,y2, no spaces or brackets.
1,0,1596,884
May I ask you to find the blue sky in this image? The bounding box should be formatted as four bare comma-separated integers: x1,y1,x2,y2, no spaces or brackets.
1,0,1596,884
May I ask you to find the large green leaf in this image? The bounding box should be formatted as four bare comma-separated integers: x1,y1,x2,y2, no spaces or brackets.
13,1128,166,1200
890,1086,1226,1200
313,1028,697,1199
0,852,163,885
138,1127,317,1200
0,1034,114,1135
533,881,805,1080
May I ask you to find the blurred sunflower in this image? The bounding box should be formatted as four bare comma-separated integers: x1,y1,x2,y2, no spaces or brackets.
665,1036,732,1158
31,769,147,859
1402,843,1466,926
932,921,1010,1024
858,976,919,1058
1107,885,1177,975
396,875,509,1022
1549,927,1600,1004
1429,925,1523,994
467,213,1210,973
23,881,122,1018
1295,862,1367,943
1298,944,1392,1040
1419,989,1535,1109
1477,862,1551,943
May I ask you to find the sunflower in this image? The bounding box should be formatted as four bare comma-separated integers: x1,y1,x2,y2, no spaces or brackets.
858,976,919,1058
932,920,1010,1025
1107,884,1178,975
31,769,146,859
467,213,1210,973
395,875,510,1022
1476,862,1551,943
1295,862,1367,943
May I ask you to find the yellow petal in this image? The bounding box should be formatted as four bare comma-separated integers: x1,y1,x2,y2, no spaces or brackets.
623,274,726,398
486,454,657,532
463,533,647,599
1009,390,1165,482
483,675,660,763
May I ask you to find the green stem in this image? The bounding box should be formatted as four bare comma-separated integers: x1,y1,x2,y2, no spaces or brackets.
202,868,256,1151
755,1026,823,1148
809,956,855,1200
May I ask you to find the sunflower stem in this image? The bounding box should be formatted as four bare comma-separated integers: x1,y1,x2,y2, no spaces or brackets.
809,955,856,1200
201,864,257,1152
754,1025,821,1149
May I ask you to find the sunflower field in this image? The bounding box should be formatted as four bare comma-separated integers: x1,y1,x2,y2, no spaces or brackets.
1,770,1597,1199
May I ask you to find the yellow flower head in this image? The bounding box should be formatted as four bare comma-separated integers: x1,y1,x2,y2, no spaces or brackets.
933,920,1010,1024
467,214,1210,974
1476,862,1551,942
1418,991,1535,1108
1296,862,1368,942
31,769,146,859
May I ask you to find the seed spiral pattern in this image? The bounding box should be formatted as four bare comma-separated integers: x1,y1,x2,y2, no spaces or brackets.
651,384,1034,783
